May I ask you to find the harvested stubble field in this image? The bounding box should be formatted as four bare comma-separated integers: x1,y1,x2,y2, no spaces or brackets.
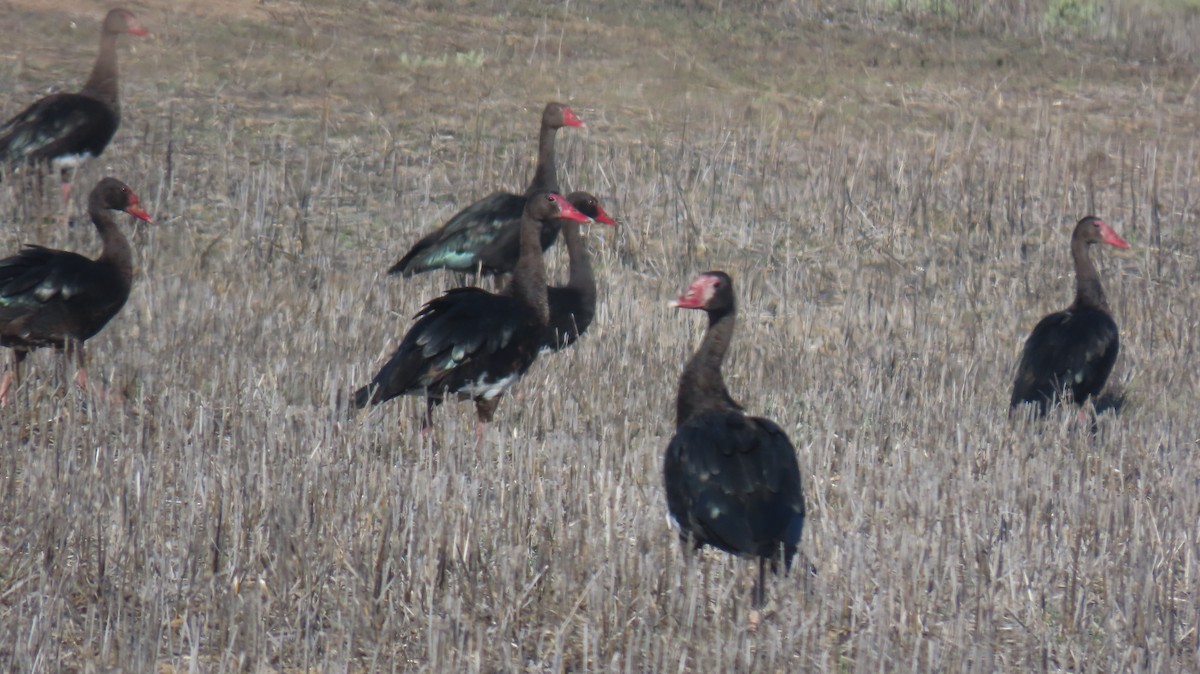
1,0,1199,671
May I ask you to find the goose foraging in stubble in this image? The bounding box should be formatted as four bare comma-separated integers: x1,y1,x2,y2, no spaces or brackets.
0,177,154,406
1010,216,1130,416
662,271,806,610
388,102,586,277
0,9,149,202
354,192,594,436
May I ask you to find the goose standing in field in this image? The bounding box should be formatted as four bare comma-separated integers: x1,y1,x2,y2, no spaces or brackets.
0,177,153,406
543,192,617,351
0,8,149,204
663,271,806,609
1011,216,1130,416
355,192,593,436
388,102,585,277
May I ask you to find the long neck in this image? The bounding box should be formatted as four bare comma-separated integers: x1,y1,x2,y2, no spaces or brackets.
527,123,559,194
506,214,549,325
1070,238,1107,310
676,307,737,427
91,202,133,282
81,30,121,108
560,220,595,300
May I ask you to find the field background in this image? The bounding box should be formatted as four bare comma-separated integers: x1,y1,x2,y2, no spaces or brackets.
2,0,1199,671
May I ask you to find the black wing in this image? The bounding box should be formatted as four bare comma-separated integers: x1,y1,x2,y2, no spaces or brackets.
663,411,806,569
0,93,119,167
0,245,128,347
0,246,99,309
542,286,592,351
354,287,543,407
1010,307,1120,412
472,216,564,276
388,192,526,275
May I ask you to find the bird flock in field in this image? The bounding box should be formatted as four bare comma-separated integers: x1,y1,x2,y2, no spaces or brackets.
0,8,1132,611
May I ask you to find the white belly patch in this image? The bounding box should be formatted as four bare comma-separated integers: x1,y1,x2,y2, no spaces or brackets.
51,153,94,170
458,371,521,399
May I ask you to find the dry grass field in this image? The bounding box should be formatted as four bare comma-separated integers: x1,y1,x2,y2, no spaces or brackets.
1,0,1199,671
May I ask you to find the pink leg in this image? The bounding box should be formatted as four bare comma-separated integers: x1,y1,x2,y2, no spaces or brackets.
0,352,27,407
59,177,74,228
418,397,445,453
67,342,118,403
70,343,88,392
0,371,15,408
472,397,501,450
421,397,437,434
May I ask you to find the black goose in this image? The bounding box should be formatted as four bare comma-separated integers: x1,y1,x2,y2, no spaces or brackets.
663,271,806,608
543,192,617,351
0,9,149,202
388,102,585,277
1011,216,1129,415
355,192,593,435
0,177,153,405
